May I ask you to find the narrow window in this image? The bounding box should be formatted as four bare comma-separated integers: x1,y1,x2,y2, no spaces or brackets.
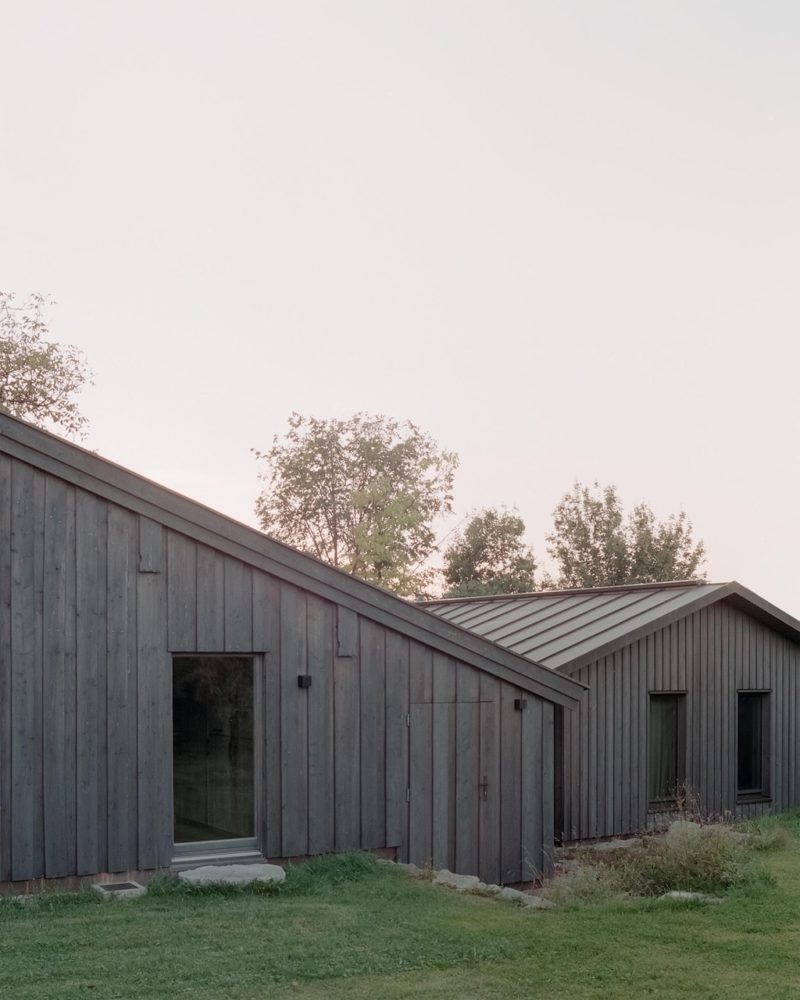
737,691,770,800
173,656,255,845
648,693,686,807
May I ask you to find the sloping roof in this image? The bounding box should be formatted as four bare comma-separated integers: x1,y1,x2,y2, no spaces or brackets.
0,412,585,709
423,581,800,674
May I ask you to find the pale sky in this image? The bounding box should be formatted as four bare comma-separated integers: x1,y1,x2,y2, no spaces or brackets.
2,2,799,612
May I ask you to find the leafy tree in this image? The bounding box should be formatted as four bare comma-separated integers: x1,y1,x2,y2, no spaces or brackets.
0,292,92,437
545,481,706,589
442,508,537,597
254,412,458,597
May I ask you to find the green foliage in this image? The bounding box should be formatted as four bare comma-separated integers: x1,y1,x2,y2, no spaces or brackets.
254,412,458,597
442,508,537,597
280,851,381,894
537,865,624,907
745,814,793,852
0,292,92,437
545,481,706,588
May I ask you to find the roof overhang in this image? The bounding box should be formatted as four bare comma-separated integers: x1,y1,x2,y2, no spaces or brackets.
554,581,800,674
424,582,800,676
0,413,586,710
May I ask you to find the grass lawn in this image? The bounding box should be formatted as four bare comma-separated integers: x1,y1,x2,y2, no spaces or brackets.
2,820,800,1000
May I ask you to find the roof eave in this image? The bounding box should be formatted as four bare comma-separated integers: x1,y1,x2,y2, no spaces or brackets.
0,413,586,710
553,581,800,674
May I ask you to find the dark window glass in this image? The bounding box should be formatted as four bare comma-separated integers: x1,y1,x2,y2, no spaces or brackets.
648,694,686,805
173,656,254,843
737,692,769,798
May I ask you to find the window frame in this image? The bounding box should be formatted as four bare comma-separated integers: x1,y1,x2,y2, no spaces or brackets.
646,690,687,811
170,653,262,859
736,689,771,804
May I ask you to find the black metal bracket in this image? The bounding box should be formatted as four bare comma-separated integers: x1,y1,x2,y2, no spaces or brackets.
514,698,527,710
298,674,312,689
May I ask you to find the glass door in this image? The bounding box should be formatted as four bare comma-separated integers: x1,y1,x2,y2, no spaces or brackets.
172,656,255,845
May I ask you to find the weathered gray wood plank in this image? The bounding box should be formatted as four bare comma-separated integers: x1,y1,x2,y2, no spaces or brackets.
10,463,44,880
224,558,252,652
196,544,224,650
432,701,455,871
700,608,710,814
334,649,360,852
431,654,456,869
613,650,623,835
360,619,386,849
280,583,308,857
43,477,76,877
107,505,138,873
621,646,631,834
629,648,640,833
0,455,10,882
713,604,722,813
478,673,500,885
579,665,590,840
553,704,564,843
567,696,579,840
409,642,433,703
541,701,555,877
500,683,521,883
307,594,334,855
521,696,543,880
690,614,701,797
167,532,196,651
455,662,480,869
136,517,170,869
593,661,604,837
604,658,614,837
75,491,107,875
456,663,480,703
455,698,479,876
252,572,280,856
138,516,162,573
336,606,358,658
720,606,731,809
409,701,433,867
385,632,410,858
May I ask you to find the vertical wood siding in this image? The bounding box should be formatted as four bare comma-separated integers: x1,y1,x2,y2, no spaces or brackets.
562,604,800,841
0,456,555,884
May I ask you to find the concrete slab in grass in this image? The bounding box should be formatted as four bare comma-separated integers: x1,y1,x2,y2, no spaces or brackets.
92,881,147,901
178,864,286,887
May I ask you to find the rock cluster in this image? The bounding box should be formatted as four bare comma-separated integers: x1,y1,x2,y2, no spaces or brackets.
389,862,554,909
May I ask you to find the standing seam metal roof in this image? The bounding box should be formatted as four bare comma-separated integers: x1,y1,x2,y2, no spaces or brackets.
422,582,800,672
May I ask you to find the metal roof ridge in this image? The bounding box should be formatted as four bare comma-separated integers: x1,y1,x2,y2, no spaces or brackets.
423,579,717,605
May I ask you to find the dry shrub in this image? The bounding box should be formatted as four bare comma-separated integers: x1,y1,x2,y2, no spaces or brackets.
538,865,624,906
603,824,754,896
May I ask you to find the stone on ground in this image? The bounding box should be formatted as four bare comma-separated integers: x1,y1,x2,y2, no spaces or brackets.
499,886,555,909
658,890,725,904
432,869,482,892
583,837,638,854
394,862,424,875
178,863,286,886
92,881,147,901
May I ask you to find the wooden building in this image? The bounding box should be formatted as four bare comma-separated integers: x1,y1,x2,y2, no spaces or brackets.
0,413,584,891
425,582,800,841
